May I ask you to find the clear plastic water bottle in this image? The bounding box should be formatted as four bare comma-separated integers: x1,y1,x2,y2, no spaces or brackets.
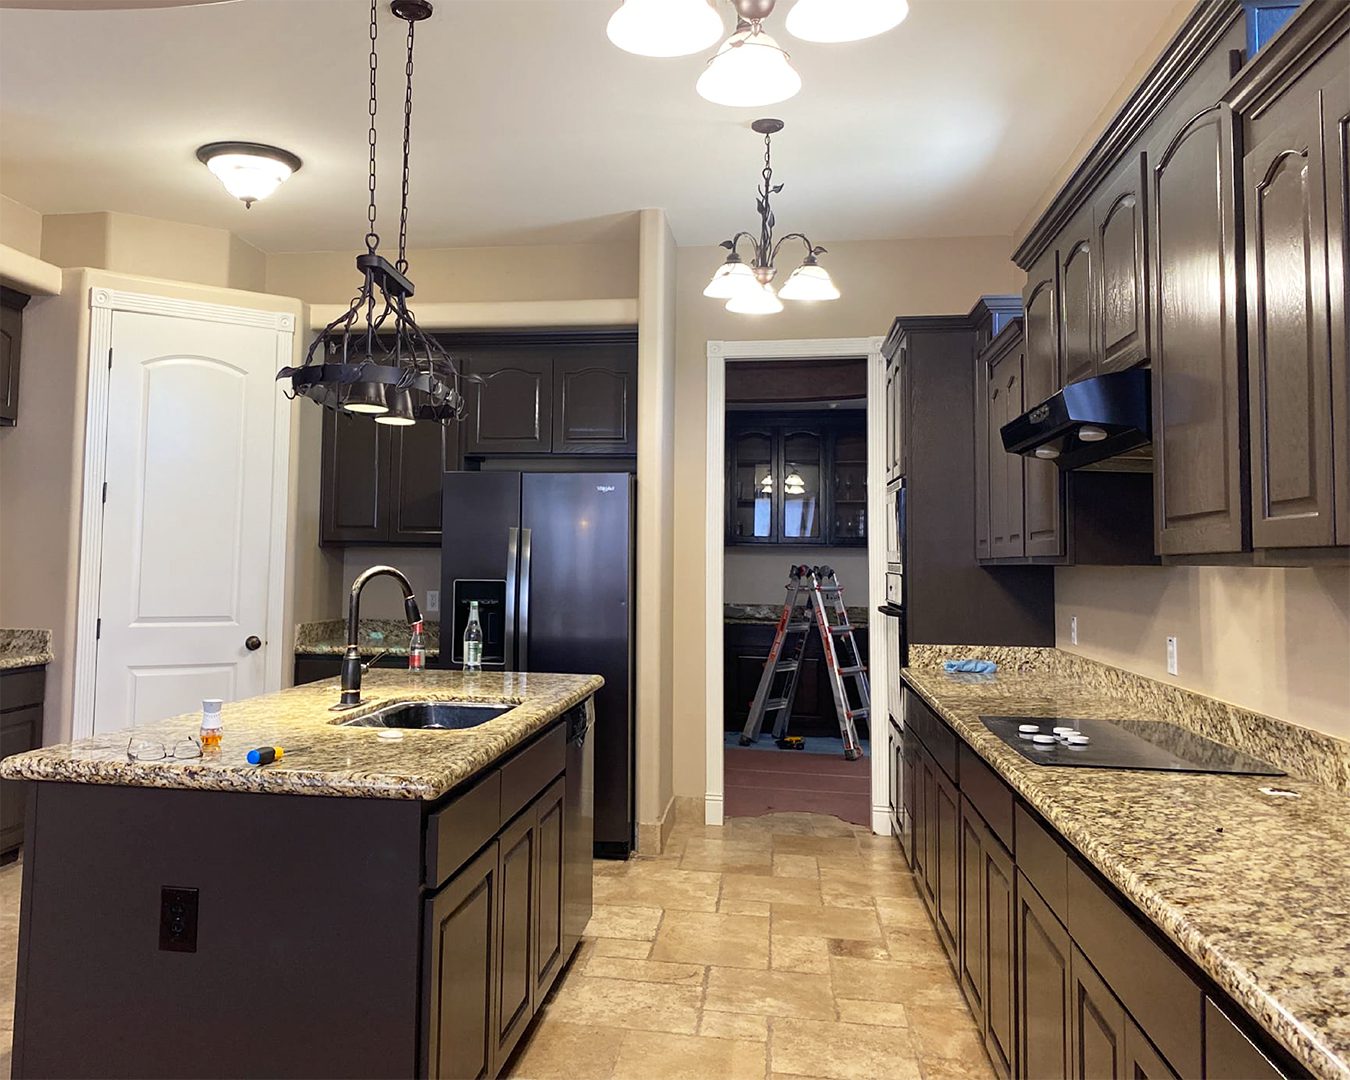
407,620,426,673
463,600,483,672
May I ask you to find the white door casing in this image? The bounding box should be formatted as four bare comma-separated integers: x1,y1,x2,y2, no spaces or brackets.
74,289,294,737
704,337,890,833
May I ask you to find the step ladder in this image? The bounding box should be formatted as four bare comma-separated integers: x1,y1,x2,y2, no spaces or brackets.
739,564,869,760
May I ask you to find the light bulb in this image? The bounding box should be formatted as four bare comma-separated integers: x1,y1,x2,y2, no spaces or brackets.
1078,425,1109,442
606,0,723,57
726,282,784,315
375,389,417,426
785,0,909,43
704,257,758,299
1034,446,1061,460
778,260,840,301
696,25,801,108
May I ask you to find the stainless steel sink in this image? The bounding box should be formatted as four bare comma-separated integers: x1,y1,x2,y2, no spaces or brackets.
333,701,515,730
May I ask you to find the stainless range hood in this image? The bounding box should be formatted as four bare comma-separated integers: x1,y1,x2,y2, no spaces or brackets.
1001,368,1151,470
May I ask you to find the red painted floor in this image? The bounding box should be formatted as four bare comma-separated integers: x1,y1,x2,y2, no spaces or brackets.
723,746,871,826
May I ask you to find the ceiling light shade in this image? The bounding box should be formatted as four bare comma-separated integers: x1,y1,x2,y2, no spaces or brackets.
606,0,723,57
374,388,417,426
726,282,785,315
196,142,301,208
342,380,390,415
778,258,840,301
703,256,758,299
784,0,909,43
697,25,801,107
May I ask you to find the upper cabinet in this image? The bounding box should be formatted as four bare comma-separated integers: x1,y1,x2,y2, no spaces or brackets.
726,413,867,547
885,342,906,483
1058,208,1097,387
461,341,637,457
1094,154,1150,373
1022,249,1060,403
0,287,29,427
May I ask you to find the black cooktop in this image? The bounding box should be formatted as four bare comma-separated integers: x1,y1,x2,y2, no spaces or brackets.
978,715,1284,776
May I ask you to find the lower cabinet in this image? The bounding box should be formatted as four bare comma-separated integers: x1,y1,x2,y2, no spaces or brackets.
933,763,962,964
0,666,45,858
1070,944,1126,1079
1126,1017,1180,1080
1017,871,1073,1080
424,765,569,1078
982,815,1017,1079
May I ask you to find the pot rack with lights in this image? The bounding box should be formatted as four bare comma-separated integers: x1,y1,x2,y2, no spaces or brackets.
275,0,468,428
704,118,838,315
608,0,910,106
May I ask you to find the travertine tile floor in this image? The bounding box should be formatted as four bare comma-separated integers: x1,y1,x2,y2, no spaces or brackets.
0,813,993,1080
507,812,994,1080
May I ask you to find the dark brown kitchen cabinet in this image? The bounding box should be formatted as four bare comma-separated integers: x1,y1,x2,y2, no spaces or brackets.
1023,249,1060,401
932,753,961,965
1,666,44,859
1205,998,1287,1080
1148,102,1248,555
1126,1017,1180,1080
982,823,1017,1080
1328,66,1350,548
1243,45,1345,550
1070,944,1127,1079
959,798,987,1025
1058,208,1097,386
494,801,538,1067
986,334,1026,559
1093,154,1150,373
532,777,566,1003
320,409,461,545
0,287,28,427
552,346,637,455
424,842,499,1080
463,349,553,455
1017,871,1073,1080
888,717,902,839
885,358,900,482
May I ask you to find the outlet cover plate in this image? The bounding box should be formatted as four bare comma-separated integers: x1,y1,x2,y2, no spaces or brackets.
1167,635,1178,676
1070,615,1078,645
427,589,440,614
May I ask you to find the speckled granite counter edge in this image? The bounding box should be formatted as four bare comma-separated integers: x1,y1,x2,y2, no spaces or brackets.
901,660,1347,1080
0,628,53,670
295,618,441,657
0,672,602,802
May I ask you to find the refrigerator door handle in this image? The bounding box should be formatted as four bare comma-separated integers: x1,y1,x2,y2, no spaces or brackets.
518,527,533,672
504,527,520,670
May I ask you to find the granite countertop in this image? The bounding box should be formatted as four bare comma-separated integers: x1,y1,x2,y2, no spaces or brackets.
295,618,440,657
725,603,870,626
0,628,53,671
0,670,602,801
901,659,1350,1080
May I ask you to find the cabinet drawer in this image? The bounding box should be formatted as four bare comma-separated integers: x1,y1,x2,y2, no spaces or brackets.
501,723,565,825
1016,804,1069,921
426,770,502,890
0,668,45,712
959,744,1013,851
1067,859,1202,1079
903,687,958,781
1205,998,1288,1080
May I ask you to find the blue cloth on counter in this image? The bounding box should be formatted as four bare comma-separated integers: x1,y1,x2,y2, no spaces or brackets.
943,659,998,674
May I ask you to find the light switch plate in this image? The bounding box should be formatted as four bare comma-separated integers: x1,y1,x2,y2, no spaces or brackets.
1166,635,1178,676
427,590,440,614
1070,615,1078,645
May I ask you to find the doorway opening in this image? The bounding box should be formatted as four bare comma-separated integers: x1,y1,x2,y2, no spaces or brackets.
703,337,890,834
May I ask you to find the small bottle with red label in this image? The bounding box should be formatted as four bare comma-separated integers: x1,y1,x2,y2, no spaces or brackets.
408,620,427,673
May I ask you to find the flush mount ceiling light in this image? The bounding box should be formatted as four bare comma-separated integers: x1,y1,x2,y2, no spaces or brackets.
195,142,302,208
608,0,905,105
784,0,909,43
275,0,467,427
606,0,723,57
705,119,837,316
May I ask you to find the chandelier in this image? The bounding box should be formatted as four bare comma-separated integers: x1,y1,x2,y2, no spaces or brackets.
607,0,910,107
276,0,465,427
704,119,839,315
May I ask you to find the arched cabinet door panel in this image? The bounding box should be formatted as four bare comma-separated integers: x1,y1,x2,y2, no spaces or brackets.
1148,103,1246,555
1023,250,1060,405
463,350,553,454
552,346,637,455
1058,207,1098,386
1093,154,1150,374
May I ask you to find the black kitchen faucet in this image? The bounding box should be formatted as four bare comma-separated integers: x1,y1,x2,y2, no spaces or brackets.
334,565,422,709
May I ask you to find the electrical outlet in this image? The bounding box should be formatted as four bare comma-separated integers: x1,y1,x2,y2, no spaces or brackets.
1166,635,1178,676
427,589,440,614
159,886,199,952
1070,615,1078,646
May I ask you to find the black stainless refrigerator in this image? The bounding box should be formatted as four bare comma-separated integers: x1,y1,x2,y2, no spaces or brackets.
440,471,635,857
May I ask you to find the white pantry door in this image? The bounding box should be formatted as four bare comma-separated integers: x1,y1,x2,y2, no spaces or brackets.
93,310,282,732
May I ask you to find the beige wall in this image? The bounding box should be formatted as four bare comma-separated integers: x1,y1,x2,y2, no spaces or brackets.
1057,566,1350,741
671,235,1024,800
338,547,441,622
0,268,305,742
265,238,639,305
724,548,869,607
39,211,267,292
0,194,43,258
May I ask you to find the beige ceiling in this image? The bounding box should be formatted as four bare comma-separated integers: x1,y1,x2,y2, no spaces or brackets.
0,0,1180,252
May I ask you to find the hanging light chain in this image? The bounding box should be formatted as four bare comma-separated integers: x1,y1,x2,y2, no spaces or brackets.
396,14,416,273
365,0,380,254
757,129,776,266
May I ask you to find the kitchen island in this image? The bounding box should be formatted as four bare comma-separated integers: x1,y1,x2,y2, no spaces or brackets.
0,669,602,1079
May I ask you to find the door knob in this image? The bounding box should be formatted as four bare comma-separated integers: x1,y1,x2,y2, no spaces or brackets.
245,635,262,651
